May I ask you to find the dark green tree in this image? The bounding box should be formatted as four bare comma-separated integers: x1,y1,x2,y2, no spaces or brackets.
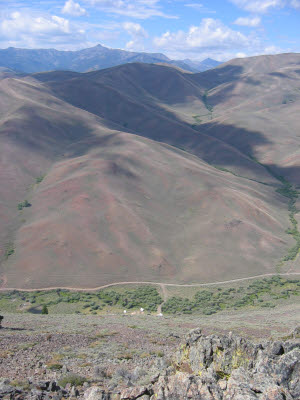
42,305,48,315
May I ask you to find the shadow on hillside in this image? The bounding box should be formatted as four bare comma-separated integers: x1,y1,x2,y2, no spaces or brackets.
269,72,289,78
197,121,300,186
190,64,261,90
31,70,80,82
199,121,270,156
3,104,127,161
15,66,300,187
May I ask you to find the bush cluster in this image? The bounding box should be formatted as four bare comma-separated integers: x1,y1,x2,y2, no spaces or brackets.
17,200,31,210
276,181,300,261
162,276,299,315
0,286,162,314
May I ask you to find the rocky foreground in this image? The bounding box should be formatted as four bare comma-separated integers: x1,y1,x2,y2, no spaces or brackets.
1,327,299,400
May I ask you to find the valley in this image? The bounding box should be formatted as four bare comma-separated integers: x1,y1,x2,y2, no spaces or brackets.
1,0,300,395
0,49,300,400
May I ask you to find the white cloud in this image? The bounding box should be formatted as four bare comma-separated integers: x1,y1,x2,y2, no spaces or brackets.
185,3,204,10
123,22,147,38
153,18,259,59
229,0,283,13
289,0,300,7
1,12,71,37
0,6,126,50
236,52,247,57
151,18,288,61
84,0,177,19
62,0,87,16
229,0,300,13
263,45,283,53
185,3,216,13
0,11,93,49
123,21,147,50
234,16,261,26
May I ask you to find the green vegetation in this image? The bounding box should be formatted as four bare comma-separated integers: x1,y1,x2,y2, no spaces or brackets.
4,243,15,258
47,363,63,371
248,154,300,263
10,380,31,391
202,90,213,112
94,329,118,338
212,164,270,186
42,305,49,315
276,181,300,261
17,200,31,210
95,286,162,311
1,279,298,316
35,175,45,184
58,374,86,388
0,286,162,314
162,276,299,315
192,115,202,124
213,165,232,173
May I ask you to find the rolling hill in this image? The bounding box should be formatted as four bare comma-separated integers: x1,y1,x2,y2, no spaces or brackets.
0,53,300,289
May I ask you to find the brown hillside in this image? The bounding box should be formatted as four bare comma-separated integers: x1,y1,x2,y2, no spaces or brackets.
34,65,276,184
1,54,300,288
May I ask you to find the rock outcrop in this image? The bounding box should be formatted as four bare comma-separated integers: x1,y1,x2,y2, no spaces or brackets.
154,329,300,399
121,329,300,400
2,329,299,399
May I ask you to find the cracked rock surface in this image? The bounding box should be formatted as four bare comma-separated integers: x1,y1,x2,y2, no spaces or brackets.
2,328,299,399
149,328,300,400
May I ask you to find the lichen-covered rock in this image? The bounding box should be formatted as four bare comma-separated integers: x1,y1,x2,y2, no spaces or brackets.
120,386,153,399
150,329,300,400
6,329,299,400
84,387,110,400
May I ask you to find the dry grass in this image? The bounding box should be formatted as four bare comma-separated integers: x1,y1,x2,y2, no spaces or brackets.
0,300,298,380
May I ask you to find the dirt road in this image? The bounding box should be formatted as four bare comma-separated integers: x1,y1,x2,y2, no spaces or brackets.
0,272,299,292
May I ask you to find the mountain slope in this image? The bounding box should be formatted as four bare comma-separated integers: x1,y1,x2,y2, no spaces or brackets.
32,64,276,184
1,53,300,288
36,59,300,184
189,53,300,184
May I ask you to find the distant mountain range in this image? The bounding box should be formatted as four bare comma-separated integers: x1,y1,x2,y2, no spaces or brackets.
0,44,221,73
183,58,221,71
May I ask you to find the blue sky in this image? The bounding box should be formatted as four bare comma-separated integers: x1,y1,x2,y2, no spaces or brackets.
0,0,299,61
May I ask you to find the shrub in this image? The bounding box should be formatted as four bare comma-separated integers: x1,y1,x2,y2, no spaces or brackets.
5,246,14,258
115,367,133,381
58,374,86,388
118,352,133,360
42,305,48,315
36,175,45,184
202,91,213,112
18,200,31,210
47,363,63,371
99,286,163,312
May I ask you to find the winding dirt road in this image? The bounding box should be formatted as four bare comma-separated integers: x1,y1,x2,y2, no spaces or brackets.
0,272,299,292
